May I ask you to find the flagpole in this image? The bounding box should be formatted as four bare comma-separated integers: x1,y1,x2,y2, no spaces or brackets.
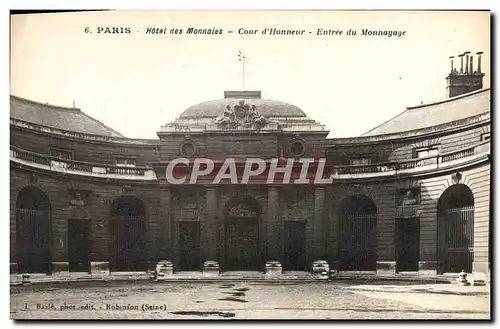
238,50,247,91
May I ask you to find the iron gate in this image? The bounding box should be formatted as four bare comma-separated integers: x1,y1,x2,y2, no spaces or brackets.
109,215,147,272
16,208,51,273
339,213,377,271
441,206,474,273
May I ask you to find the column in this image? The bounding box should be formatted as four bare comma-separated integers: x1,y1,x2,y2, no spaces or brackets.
203,187,218,261
52,199,69,274
266,186,282,262
313,187,326,260
418,216,438,275
158,187,172,261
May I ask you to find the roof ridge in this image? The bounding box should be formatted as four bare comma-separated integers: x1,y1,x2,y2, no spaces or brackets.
11,94,125,137
10,94,81,111
407,88,490,110
78,110,125,137
362,108,410,136
362,88,490,136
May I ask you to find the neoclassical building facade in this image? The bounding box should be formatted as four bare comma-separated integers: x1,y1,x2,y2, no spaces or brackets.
10,53,491,279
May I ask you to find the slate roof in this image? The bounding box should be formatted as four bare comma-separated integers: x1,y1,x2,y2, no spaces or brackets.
10,95,124,137
363,88,491,136
180,97,307,118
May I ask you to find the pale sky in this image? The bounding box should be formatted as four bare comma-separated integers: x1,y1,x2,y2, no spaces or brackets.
10,10,490,139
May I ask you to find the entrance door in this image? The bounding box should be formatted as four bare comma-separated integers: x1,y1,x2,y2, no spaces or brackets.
68,219,90,272
284,221,307,271
396,218,420,272
179,221,201,271
110,215,147,272
225,219,259,270
16,208,51,274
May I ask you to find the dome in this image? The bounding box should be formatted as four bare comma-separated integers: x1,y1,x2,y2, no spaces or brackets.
179,91,306,118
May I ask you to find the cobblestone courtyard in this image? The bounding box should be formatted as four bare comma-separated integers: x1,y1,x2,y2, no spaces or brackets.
10,280,491,320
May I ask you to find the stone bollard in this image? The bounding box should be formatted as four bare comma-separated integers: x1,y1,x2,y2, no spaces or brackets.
457,269,470,286
202,261,220,277
21,273,31,285
312,260,330,279
155,260,173,281
265,261,282,278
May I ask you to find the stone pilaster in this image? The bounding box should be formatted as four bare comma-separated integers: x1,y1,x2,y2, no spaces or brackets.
266,186,281,262
420,213,438,275
158,187,172,261
203,187,218,261
313,187,326,260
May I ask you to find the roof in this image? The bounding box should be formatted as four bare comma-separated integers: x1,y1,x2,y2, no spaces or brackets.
180,90,306,118
363,88,491,136
10,95,124,137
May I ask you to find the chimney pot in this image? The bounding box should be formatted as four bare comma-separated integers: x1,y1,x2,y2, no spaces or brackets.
464,51,471,74
458,53,465,73
476,51,483,73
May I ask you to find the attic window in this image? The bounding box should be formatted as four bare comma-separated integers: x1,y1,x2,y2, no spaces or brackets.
49,148,73,160
414,147,439,159
350,157,371,166
481,132,490,141
115,157,136,167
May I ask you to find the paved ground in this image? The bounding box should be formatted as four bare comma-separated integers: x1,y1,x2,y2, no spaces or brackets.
10,280,491,320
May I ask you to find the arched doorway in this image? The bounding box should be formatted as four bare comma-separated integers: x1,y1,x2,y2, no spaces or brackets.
109,196,147,272
438,184,474,273
224,196,261,271
338,195,377,271
16,186,52,274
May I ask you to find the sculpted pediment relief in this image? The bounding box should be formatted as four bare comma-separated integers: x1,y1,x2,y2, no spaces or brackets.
215,100,272,129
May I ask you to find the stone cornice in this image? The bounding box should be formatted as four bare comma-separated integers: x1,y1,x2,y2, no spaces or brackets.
326,113,490,146
10,118,158,146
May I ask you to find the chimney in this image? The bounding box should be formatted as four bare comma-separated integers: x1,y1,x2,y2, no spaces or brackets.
446,51,485,98
464,51,471,74
477,51,483,73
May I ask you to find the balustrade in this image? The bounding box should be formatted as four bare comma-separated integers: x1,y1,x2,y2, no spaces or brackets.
11,139,489,180
10,146,152,178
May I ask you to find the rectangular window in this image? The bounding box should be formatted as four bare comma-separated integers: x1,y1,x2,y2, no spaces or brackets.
350,157,371,166
115,157,136,167
481,132,490,141
414,147,438,159
49,148,73,160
